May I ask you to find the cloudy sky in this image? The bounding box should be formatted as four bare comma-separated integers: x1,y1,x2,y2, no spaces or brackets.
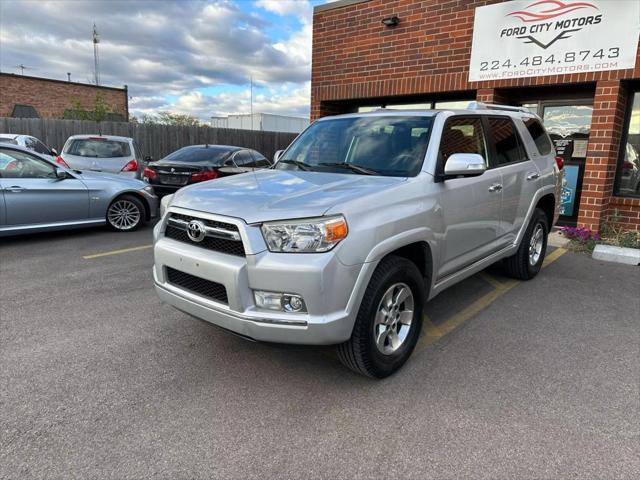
0,0,333,120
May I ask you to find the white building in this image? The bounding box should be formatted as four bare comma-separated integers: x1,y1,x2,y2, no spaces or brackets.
210,113,309,133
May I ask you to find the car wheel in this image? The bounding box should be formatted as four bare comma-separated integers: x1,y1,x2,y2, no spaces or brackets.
503,208,549,280
337,256,425,378
106,194,145,232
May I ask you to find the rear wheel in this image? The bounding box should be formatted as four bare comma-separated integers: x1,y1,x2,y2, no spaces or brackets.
503,208,548,280
337,256,425,378
106,195,145,232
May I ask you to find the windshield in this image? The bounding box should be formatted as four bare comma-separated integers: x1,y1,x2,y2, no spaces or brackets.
159,146,234,164
64,139,131,158
276,116,433,177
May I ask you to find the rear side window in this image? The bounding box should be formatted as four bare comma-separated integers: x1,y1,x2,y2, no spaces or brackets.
64,139,131,158
523,117,553,155
439,116,488,165
488,117,527,166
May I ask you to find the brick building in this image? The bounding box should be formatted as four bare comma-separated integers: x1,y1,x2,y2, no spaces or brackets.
0,73,128,121
311,0,640,231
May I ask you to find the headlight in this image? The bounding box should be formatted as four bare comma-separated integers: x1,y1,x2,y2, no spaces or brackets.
160,194,174,217
261,215,348,253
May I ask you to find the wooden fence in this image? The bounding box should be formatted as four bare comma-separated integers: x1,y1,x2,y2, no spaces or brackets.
0,117,299,161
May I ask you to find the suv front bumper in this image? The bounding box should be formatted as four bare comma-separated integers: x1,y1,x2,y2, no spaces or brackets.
153,213,365,345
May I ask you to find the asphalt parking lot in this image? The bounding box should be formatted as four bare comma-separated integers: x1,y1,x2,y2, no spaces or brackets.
1,225,638,479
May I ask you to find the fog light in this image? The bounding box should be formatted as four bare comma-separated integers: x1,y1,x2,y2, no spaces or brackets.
254,291,307,313
283,294,305,312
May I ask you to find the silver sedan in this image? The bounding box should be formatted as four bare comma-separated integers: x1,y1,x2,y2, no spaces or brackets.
0,144,158,237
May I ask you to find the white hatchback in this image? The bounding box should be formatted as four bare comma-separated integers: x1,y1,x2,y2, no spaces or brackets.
60,135,142,178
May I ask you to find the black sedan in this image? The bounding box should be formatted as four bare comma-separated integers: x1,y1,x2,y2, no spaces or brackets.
142,145,271,195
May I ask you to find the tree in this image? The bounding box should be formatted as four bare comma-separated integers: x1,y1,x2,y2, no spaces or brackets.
64,93,120,122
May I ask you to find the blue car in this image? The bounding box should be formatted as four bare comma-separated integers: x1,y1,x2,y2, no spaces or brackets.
0,144,158,237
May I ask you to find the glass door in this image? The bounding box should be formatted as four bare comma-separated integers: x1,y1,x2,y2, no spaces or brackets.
542,104,592,225
524,101,593,225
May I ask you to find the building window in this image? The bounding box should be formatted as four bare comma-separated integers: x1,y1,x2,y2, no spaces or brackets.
615,91,640,198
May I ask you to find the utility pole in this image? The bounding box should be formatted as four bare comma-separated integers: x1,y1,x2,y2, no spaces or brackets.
93,23,100,85
15,64,30,75
250,76,254,131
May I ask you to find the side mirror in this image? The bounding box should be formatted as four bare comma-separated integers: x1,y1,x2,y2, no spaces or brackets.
223,159,234,167
54,167,67,179
50,148,58,156
273,150,284,164
443,153,486,178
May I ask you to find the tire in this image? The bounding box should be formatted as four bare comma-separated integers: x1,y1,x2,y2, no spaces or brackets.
106,194,145,232
337,256,425,378
503,208,548,280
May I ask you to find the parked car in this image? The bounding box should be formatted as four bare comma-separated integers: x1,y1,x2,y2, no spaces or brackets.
59,135,143,179
153,103,563,378
0,144,158,236
142,145,272,195
0,134,58,161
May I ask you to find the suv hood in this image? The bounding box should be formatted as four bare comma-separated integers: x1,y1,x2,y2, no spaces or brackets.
171,169,406,223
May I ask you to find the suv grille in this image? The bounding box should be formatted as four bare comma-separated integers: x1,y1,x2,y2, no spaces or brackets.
166,267,228,304
164,213,245,257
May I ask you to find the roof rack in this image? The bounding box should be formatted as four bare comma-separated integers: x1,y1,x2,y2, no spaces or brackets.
467,101,531,113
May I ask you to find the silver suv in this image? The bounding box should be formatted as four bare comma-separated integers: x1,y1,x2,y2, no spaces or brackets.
153,103,563,378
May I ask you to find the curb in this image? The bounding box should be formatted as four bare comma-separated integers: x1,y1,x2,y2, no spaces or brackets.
592,244,640,266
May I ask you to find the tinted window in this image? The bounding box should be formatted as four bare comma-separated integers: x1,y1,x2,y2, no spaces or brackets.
250,150,271,167
439,117,487,165
33,139,51,155
64,139,131,158
523,117,552,155
160,146,234,164
233,151,252,166
488,118,527,166
276,116,433,177
0,149,55,179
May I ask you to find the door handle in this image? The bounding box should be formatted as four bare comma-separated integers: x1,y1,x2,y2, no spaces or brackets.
5,186,25,193
526,172,540,181
488,184,503,192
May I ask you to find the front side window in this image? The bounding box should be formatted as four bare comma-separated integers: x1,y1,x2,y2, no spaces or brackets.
488,117,527,166
276,116,434,177
523,118,553,156
616,91,640,198
64,139,131,158
439,116,488,167
0,149,55,179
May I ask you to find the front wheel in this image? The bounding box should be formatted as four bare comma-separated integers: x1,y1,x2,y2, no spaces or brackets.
106,195,145,232
337,256,425,378
503,208,549,280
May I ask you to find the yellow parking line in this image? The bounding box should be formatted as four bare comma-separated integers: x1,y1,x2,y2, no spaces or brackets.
83,244,153,259
415,247,567,354
543,247,567,267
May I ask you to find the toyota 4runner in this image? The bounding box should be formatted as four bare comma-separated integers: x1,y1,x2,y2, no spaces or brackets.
153,103,563,378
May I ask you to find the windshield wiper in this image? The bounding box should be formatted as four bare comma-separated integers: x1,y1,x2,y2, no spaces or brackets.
318,162,379,175
279,159,311,171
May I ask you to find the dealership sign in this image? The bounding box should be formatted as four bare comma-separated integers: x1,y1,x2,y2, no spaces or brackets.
469,0,640,82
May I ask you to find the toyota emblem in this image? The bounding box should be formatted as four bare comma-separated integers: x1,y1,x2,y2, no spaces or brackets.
186,220,206,242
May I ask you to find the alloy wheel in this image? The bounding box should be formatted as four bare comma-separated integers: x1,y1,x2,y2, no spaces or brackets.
107,200,141,231
373,282,414,355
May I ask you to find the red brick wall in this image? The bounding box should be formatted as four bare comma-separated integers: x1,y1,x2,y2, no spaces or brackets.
0,74,128,120
311,0,640,231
